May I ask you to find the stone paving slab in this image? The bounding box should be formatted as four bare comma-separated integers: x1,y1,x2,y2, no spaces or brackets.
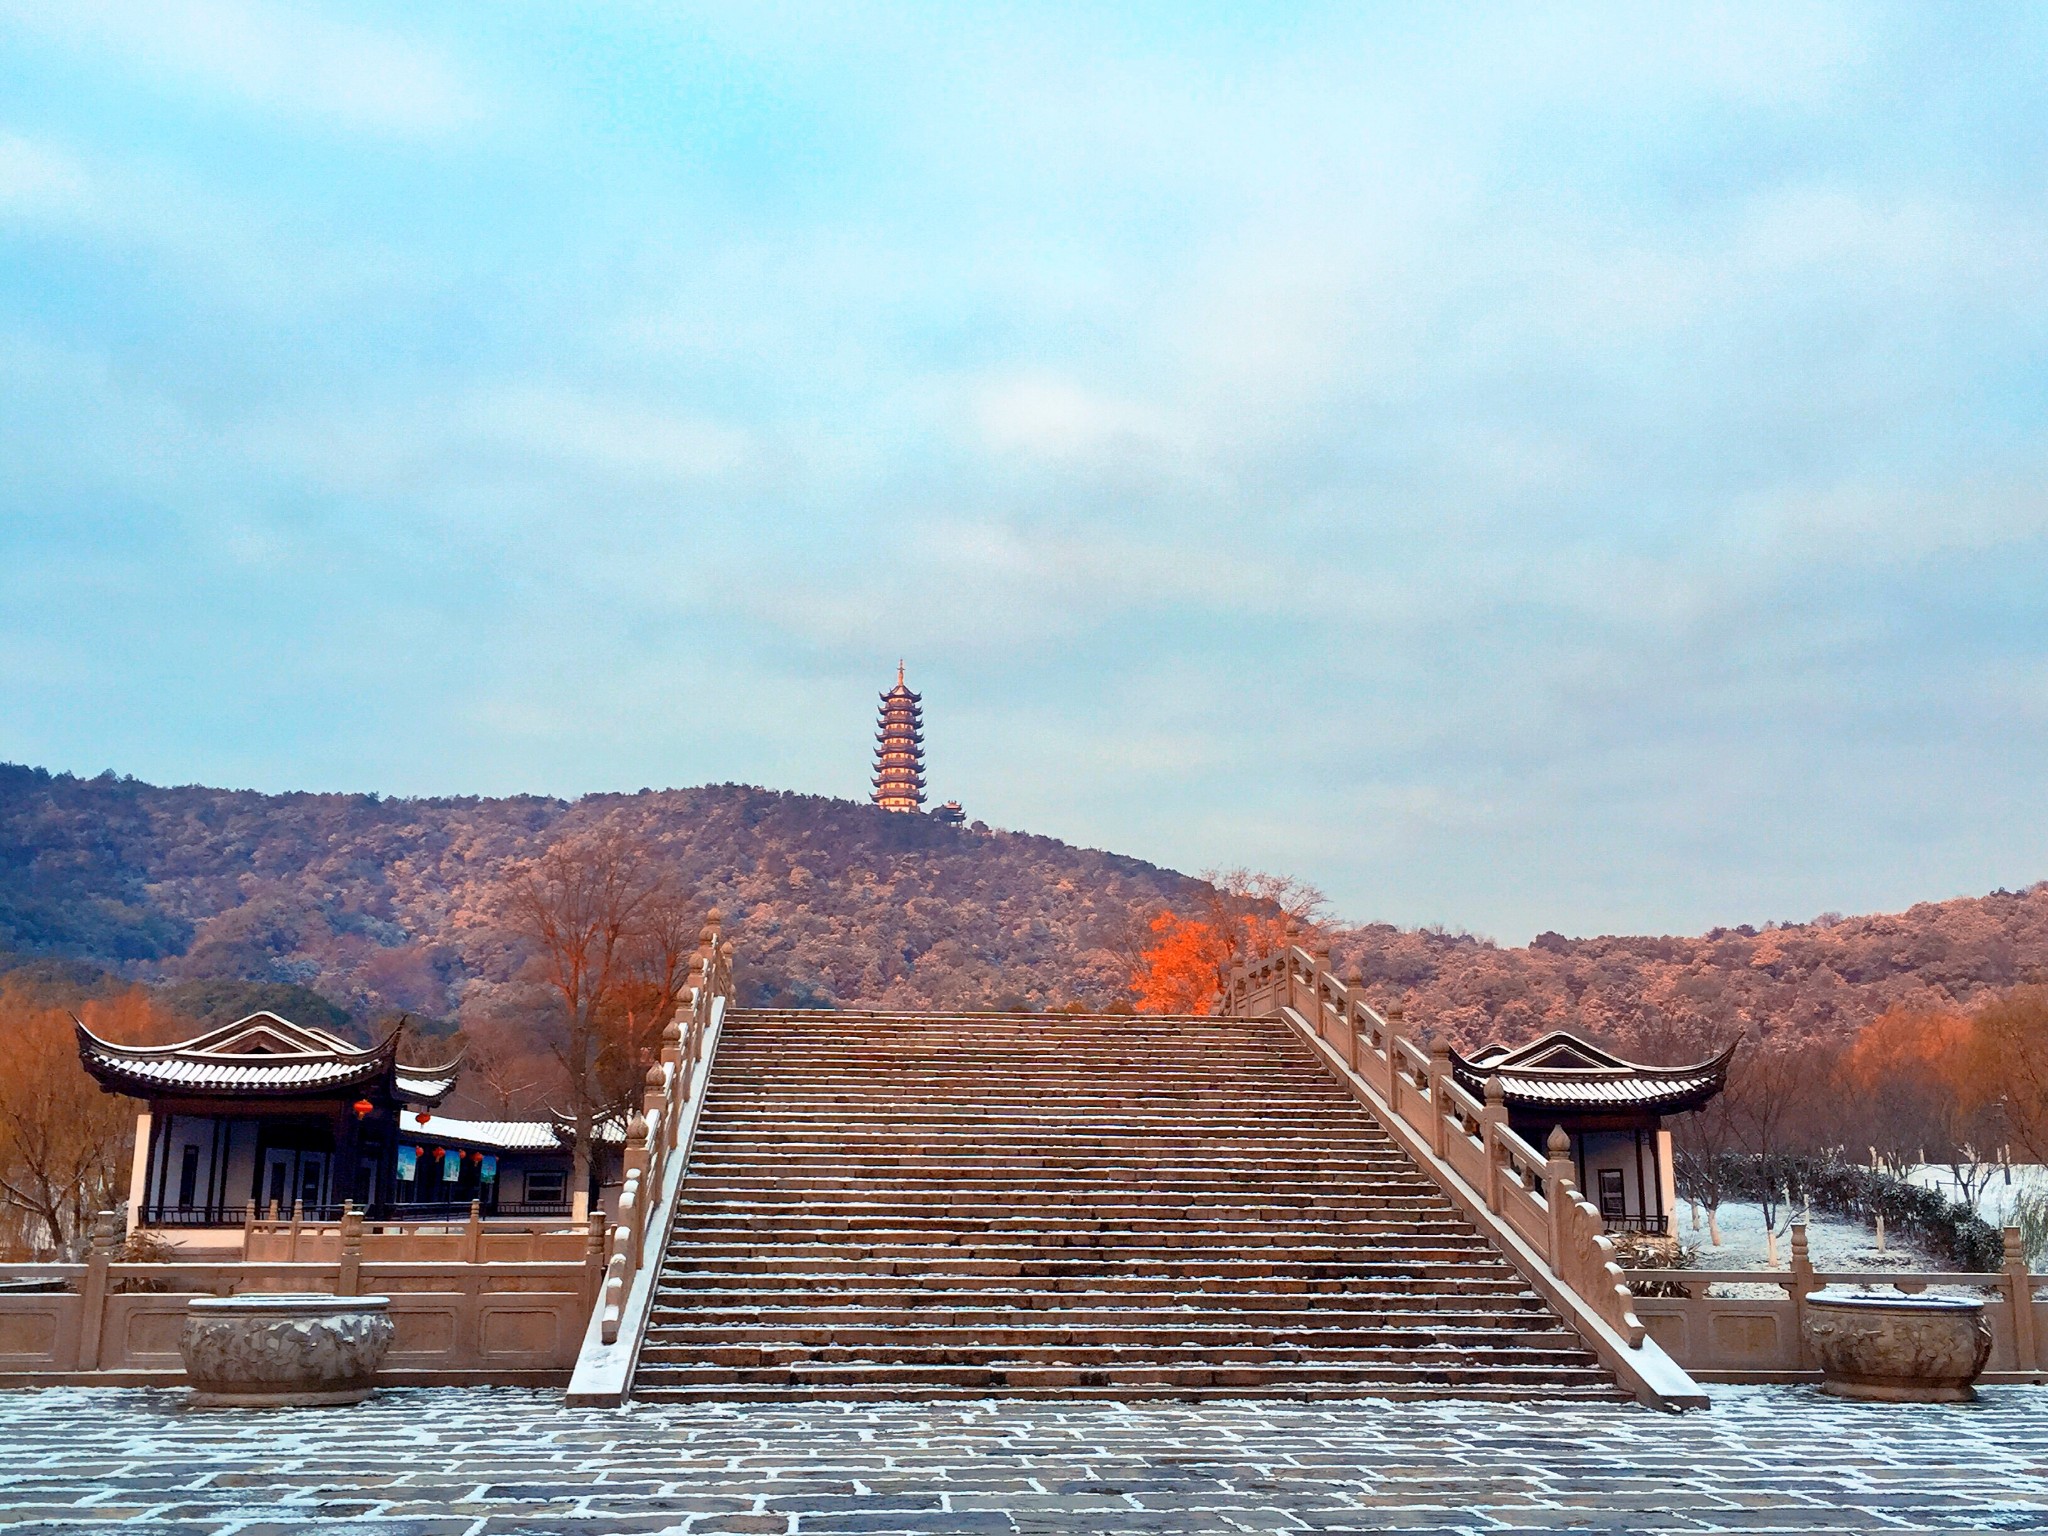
0,1386,2043,1534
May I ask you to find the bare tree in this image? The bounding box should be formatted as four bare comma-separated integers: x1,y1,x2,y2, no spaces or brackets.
504,827,667,1203
1728,1043,1821,1253
602,880,700,1111
1972,987,2048,1164
1636,1018,1741,1246
0,984,169,1256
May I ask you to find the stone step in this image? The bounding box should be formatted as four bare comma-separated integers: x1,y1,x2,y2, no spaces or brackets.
636,1341,1601,1370
647,1302,1540,1327
627,1380,1630,1403
629,1360,1618,1392
629,1007,1614,1402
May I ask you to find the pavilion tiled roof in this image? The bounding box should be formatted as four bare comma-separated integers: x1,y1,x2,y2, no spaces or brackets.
401,1114,566,1153
76,1010,460,1107
1448,1030,1734,1116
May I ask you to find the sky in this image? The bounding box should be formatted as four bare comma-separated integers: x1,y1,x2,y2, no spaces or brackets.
2,3,2045,943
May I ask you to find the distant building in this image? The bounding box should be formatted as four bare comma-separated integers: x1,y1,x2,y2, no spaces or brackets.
872,664,927,813
930,801,965,825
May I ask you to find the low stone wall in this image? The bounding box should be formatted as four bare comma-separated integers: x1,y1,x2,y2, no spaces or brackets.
1627,1223,2044,1382
0,1214,602,1387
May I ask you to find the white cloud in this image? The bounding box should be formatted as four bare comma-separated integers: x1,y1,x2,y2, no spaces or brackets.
973,373,1189,464
0,131,89,214
5,0,483,136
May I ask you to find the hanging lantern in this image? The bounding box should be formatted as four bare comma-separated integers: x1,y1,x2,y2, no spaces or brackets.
415,1111,431,1127
352,1098,374,1119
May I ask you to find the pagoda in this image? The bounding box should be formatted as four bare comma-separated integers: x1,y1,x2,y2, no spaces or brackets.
872,664,926,813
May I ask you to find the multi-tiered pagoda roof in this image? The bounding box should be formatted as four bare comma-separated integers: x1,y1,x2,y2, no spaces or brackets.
872,664,926,813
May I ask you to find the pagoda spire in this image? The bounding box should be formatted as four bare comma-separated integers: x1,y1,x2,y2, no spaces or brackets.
872,665,926,813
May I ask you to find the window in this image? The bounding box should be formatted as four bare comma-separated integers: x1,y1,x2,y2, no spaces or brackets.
523,1170,566,1205
1597,1168,1626,1220
177,1145,200,1208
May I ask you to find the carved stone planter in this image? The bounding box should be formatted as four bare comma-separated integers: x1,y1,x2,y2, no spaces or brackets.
1803,1292,1994,1402
180,1294,394,1407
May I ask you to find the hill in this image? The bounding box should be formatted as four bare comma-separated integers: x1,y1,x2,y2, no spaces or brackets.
0,765,1199,1020
2,762,2043,1048
1338,887,2048,1053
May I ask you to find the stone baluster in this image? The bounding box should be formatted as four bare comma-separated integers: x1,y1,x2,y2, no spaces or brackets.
241,1200,256,1257
1340,971,1365,1071
76,1209,119,1372
2006,1225,2038,1373
1428,1042,1452,1160
338,1203,363,1297
662,1021,686,1149
1384,1007,1406,1111
1544,1127,1576,1269
1788,1220,1817,1367
1481,1077,1507,1211
465,1199,483,1263
289,1198,305,1260
584,1209,608,1308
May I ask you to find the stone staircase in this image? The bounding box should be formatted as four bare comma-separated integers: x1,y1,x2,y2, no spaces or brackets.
631,1009,1625,1401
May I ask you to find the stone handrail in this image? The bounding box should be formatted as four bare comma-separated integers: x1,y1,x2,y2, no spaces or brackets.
1226,943,1700,1408
0,1213,596,1385
1626,1221,2046,1382
565,913,733,1405
599,913,732,1343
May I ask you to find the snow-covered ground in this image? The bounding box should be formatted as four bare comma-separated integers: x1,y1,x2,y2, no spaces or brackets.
1675,1199,1944,1273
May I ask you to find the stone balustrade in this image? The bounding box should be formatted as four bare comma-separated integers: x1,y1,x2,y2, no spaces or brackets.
0,1206,600,1386
1627,1222,2045,1383
565,916,734,1404
1225,943,1687,1405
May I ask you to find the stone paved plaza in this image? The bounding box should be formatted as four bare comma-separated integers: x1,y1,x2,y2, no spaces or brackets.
0,1386,2043,1534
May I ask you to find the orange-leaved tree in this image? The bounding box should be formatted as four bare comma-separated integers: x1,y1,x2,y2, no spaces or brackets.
1127,868,1326,1015
1844,1003,2000,1192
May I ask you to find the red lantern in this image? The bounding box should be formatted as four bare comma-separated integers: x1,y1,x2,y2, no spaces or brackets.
415,1111,431,1126
352,1098,374,1119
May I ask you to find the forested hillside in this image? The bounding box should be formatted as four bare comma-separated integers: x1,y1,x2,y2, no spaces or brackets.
0,765,1199,1022
1340,888,2048,1053
2,762,2043,1050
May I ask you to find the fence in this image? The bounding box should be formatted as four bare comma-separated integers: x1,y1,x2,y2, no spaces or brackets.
1627,1222,2045,1381
0,1208,606,1387
240,1200,593,1264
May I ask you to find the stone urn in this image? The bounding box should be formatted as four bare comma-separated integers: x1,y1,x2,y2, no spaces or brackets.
1803,1292,1994,1402
180,1294,394,1407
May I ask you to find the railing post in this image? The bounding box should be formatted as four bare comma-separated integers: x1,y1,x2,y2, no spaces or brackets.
1544,1127,1575,1269
585,1209,608,1309
465,1199,483,1263
1384,1006,1405,1112
337,1203,362,1297
242,1199,256,1257
76,1209,119,1372
289,1198,304,1260
1334,971,1359,1071
2006,1226,2038,1373
1789,1220,1817,1367
1428,1042,1452,1160
1481,1077,1507,1212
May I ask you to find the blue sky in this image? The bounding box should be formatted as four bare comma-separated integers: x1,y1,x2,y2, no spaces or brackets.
2,3,2045,941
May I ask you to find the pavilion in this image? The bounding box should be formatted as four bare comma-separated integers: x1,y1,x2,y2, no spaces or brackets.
76,1011,602,1239
1448,1031,1734,1236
